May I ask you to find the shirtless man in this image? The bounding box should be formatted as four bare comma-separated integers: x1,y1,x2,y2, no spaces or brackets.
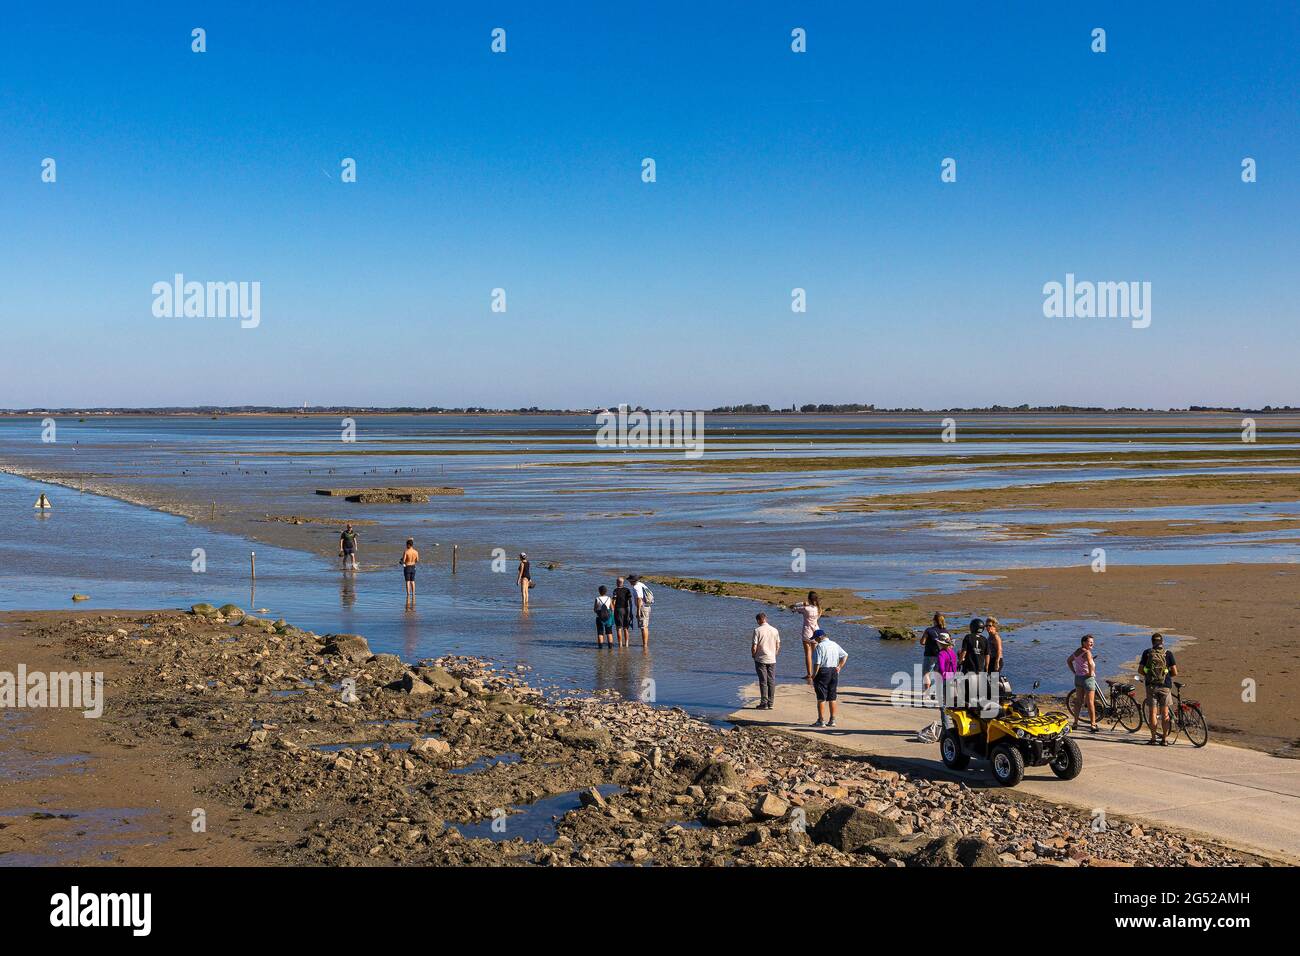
400,538,419,601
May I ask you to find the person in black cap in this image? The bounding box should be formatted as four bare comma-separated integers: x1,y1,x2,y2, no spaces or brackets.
959,618,989,674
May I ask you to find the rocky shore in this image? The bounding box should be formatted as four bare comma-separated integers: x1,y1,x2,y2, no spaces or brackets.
4,609,1268,867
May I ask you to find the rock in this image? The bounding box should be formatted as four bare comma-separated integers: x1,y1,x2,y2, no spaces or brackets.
579,787,609,810
409,737,450,757
483,693,535,718
705,800,753,826
416,666,461,691
322,634,372,662
811,803,900,852
755,794,790,820
877,626,913,641
190,603,218,615
555,727,613,751
864,833,934,863
694,759,740,789
907,834,1002,867
71,594,90,602
243,729,269,750
393,671,435,695
218,604,245,621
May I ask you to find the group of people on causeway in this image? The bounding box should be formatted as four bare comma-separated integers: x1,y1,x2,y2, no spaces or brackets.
335,529,1183,740
751,597,1185,735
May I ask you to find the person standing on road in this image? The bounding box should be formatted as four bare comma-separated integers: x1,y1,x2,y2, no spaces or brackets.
1140,632,1178,746
985,617,1004,674
1067,634,1099,733
958,618,990,708
810,629,848,728
751,612,781,710
918,612,950,694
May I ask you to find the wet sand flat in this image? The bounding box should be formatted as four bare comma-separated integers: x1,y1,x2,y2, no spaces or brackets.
827,473,1300,513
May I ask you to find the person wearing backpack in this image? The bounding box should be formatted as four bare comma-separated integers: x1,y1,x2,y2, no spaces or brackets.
593,585,615,647
1139,633,1178,745
630,575,653,647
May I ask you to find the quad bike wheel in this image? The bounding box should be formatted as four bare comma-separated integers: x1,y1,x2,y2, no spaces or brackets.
990,743,1025,787
1050,737,1084,780
939,729,971,770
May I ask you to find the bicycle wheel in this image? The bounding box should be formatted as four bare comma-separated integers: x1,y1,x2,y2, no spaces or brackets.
1179,704,1209,748
1112,692,1143,733
1065,689,1079,716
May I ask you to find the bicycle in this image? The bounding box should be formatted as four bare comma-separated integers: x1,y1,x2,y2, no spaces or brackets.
1065,678,1143,733
1151,681,1209,748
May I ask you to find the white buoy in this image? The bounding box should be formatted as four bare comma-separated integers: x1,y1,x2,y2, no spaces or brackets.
34,494,52,511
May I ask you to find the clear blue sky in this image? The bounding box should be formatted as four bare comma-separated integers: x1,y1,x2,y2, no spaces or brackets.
2,2,1296,409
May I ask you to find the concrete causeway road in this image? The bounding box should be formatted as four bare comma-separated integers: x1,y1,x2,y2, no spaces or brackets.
730,682,1300,863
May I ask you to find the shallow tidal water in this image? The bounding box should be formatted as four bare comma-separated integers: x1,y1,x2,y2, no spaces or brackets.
0,416,1279,712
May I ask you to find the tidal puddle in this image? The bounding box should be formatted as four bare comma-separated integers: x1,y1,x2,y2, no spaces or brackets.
311,735,439,753
448,752,522,775
449,784,622,844
0,806,154,866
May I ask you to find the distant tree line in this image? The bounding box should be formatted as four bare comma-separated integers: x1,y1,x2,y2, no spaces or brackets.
5,403,1299,416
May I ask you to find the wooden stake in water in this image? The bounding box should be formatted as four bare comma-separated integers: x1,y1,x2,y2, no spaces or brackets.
211,502,216,520
250,551,256,580
452,544,458,574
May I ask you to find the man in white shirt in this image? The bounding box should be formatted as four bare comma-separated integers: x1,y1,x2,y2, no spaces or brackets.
630,575,651,647
810,629,848,727
751,612,781,710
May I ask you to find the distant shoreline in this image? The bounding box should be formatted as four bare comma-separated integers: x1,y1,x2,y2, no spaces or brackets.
3,408,1299,419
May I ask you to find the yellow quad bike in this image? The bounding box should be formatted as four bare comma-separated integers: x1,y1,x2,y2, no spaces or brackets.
938,679,1082,787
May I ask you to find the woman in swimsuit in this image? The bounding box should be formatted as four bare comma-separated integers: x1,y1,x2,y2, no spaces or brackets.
516,552,531,608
